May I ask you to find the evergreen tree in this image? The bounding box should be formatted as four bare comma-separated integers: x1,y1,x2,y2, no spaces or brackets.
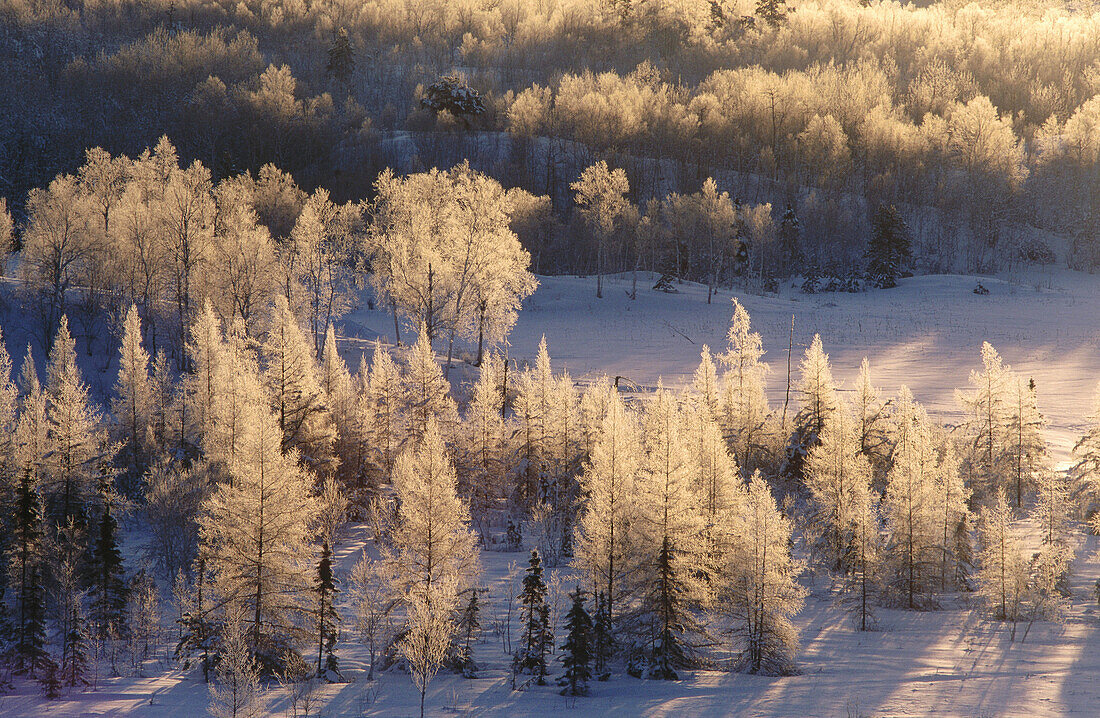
314,541,340,679
456,589,480,678
7,456,50,676
559,586,593,696
592,591,611,679
326,27,355,83
864,204,912,289
635,386,707,678
515,549,553,685
777,203,801,270
88,497,128,642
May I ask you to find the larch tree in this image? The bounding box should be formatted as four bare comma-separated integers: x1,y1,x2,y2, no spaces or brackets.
788,334,838,485
573,392,641,654
401,581,458,718
0,326,18,461
402,328,458,441
388,419,480,604
719,299,771,476
366,345,403,480
207,606,261,718
955,342,1012,499
635,385,707,678
461,352,509,517
348,554,396,681
684,405,744,590
853,358,890,487
725,470,806,675
112,304,154,473
1003,375,1047,508
1072,381,1100,526
184,300,225,450
844,484,882,631
975,490,1028,622
44,315,105,523
199,389,320,655
571,161,630,299
691,346,722,425
933,445,971,593
882,389,940,609
804,400,874,573
261,294,335,470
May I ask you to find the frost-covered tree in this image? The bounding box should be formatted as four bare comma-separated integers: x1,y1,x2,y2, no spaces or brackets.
348,554,396,681
853,358,890,486
574,392,640,646
844,485,882,631
956,342,1012,499
88,496,127,642
933,446,971,593
143,460,206,581
804,400,874,573
207,606,261,718
366,346,403,481
461,352,509,515
44,316,105,522
882,389,941,609
691,346,721,424
402,329,458,441
635,386,707,677
388,420,480,604
261,295,335,470
685,407,744,587
719,299,770,475
184,301,224,449
112,304,153,472
200,391,320,655
401,582,457,718
725,471,806,675
976,491,1028,622
1072,381,1100,524
1003,376,1047,508
313,541,340,678
788,334,838,484
571,161,630,299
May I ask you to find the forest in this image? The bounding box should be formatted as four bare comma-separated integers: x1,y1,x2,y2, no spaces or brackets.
3,0,1100,714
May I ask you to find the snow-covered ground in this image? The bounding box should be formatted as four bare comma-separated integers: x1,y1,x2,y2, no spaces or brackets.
7,268,1100,717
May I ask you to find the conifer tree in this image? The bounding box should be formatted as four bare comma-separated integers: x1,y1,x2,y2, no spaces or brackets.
592,591,611,678
366,345,403,480
636,386,707,677
956,342,1012,499
719,299,770,475
456,589,480,678
1004,376,1047,507
7,453,50,676
112,304,153,475
88,497,127,642
804,401,873,573
205,317,261,474
1072,381,1100,524
200,390,320,656
0,326,19,462
691,346,721,424
207,607,260,718
401,582,457,718
853,358,890,486
574,393,640,652
777,203,801,270
348,554,396,681
388,420,480,604
515,549,553,685
149,350,178,455
864,203,912,289
53,519,88,689
933,445,971,592
788,334,838,484
262,294,335,470
726,471,806,674
976,491,1028,622
844,486,882,631
685,408,744,588
185,301,224,449
559,587,593,696
402,328,458,441
462,352,508,514
320,326,356,483
882,389,940,608
314,541,340,679
44,315,104,524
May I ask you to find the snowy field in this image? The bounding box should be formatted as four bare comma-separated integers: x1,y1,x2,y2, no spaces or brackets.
7,269,1100,717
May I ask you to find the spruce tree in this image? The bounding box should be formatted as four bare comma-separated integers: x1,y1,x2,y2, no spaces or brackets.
8,459,50,676
559,587,593,696
314,541,340,679
88,497,127,642
777,203,801,271
456,589,480,678
326,27,355,83
515,549,553,685
864,203,912,289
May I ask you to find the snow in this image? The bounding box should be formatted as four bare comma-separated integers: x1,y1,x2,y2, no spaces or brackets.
10,268,1100,717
